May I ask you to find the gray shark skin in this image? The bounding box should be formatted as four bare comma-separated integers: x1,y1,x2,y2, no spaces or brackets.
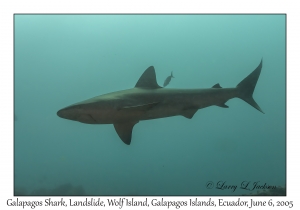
163,71,175,87
57,59,264,145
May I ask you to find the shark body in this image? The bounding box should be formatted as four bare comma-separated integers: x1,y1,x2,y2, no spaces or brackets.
57,60,264,145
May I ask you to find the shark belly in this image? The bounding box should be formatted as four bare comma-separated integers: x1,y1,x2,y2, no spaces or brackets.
141,104,184,120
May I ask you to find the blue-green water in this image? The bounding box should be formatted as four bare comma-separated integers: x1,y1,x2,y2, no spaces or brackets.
14,14,285,196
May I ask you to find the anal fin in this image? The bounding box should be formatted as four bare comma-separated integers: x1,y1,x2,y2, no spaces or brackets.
181,108,198,119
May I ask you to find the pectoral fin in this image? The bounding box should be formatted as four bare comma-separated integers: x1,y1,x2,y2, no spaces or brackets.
113,121,138,145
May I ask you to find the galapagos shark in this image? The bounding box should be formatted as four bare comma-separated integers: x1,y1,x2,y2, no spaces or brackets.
163,71,174,87
57,59,264,145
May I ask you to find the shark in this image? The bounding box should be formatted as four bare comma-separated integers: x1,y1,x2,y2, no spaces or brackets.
57,59,264,145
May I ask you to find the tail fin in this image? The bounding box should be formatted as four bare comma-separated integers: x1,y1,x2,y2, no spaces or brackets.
237,59,264,114
171,71,175,78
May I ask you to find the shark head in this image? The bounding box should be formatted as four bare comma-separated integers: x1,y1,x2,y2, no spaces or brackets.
57,103,103,124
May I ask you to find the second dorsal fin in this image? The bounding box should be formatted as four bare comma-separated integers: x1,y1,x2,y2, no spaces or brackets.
212,83,222,88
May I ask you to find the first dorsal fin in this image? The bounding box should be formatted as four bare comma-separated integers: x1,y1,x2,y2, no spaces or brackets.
135,66,162,89
212,83,222,88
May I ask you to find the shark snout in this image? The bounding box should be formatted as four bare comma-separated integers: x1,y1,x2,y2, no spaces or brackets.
57,108,71,119
57,109,65,118
57,106,80,121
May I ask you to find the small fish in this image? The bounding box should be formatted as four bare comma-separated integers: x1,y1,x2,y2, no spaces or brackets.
163,71,174,87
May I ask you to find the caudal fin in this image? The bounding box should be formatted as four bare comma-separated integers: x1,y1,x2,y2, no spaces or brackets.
237,59,264,114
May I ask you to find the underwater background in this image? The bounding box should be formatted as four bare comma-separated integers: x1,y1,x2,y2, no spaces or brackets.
14,14,285,196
